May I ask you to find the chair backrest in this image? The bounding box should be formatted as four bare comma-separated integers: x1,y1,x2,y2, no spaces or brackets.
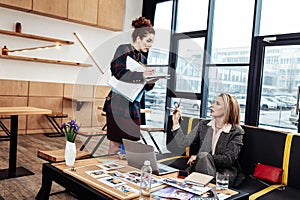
286,133,300,189
166,115,201,156
239,125,287,176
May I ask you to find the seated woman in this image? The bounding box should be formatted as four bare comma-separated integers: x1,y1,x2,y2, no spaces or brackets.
172,93,245,187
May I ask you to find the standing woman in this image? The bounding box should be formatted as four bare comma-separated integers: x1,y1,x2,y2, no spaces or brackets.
104,17,156,154
172,93,245,187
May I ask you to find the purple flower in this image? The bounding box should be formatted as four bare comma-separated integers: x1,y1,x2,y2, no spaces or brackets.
62,119,80,142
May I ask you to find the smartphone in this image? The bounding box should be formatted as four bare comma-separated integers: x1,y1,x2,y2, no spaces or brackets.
177,170,189,179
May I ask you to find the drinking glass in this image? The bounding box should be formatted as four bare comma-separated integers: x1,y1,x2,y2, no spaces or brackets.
216,172,229,190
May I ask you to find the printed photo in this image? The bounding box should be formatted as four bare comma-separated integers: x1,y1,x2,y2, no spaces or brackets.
127,171,141,177
85,170,107,179
97,163,124,171
162,178,211,196
107,170,124,178
98,176,126,187
123,171,163,187
152,186,194,200
115,185,139,195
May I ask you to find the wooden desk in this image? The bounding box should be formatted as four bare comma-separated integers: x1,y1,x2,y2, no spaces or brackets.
0,106,52,180
36,156,249,200
37,149,90,162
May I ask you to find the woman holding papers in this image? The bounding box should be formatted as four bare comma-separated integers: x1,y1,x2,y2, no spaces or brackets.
104,17,156,154
171,93,245,187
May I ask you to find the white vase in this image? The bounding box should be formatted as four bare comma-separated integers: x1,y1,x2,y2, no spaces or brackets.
65,141,76,166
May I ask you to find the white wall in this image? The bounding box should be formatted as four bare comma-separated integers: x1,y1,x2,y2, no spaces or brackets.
0,0,143,85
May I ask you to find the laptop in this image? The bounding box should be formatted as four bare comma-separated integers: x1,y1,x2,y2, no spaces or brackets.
122,139,179,176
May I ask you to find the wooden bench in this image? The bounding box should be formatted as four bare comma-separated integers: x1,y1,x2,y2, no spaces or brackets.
37,149,90,163
44,112,68,137
0,115,10,141
38,127,107,163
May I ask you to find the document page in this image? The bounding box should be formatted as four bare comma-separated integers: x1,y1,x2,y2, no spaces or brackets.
108,56,170,102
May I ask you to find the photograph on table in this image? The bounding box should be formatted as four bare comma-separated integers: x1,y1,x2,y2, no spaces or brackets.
97,163,125,170
115,185,139,195
98,176,126,187
85,169,108,179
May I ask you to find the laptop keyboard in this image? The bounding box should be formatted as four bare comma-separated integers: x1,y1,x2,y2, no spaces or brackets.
158,168,168,173
157,163,178,174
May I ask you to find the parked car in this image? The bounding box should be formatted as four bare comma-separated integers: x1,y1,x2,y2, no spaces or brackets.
173,99,211,110
263,96,287,109
275,96,296,109
234,94,247,107
145,89,166,104
235,94,277,110
260,96,277,110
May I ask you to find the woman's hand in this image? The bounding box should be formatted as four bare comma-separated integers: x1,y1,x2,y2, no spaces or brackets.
187,155,197,166
172,105,182,126
143,67,154,78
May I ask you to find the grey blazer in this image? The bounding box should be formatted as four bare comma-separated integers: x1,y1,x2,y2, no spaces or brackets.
173,119,245,186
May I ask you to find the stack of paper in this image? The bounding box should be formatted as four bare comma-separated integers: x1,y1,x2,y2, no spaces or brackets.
108,56,170,102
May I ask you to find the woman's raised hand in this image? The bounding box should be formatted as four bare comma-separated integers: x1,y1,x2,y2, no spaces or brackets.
172,105,182,125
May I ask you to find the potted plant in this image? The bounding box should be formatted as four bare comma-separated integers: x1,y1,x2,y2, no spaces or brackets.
62,120,80,166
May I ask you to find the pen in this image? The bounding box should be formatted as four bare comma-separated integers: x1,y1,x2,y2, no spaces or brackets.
166,107,175,111
138,61,147,69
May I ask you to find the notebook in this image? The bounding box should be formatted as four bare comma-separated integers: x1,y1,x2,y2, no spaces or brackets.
184,172,214,186
122,139,179,176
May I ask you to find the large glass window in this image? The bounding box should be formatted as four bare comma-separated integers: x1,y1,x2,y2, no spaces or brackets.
259,45,300,131
260,0,300,36
176,0,209,33
144,66,169,127
210,0,255,64
175,38,205,93
145,1,173,127
148,0,300,133
153,1,172,31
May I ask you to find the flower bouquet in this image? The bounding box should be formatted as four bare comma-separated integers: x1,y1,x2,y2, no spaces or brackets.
61,120,80,166
61,119,80,143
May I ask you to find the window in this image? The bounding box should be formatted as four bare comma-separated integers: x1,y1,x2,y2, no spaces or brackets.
260,0,300,35
176,0,209,33
145,1,173,127
175,38,205,93
209,0,254,64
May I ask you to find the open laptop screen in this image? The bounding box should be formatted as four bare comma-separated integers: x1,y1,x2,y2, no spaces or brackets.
122,139,159,172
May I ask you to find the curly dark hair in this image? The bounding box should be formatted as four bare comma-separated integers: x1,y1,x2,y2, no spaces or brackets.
131,16,155,42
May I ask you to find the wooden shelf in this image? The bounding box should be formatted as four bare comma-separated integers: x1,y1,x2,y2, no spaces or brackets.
0,29,74,45
0,55,92,67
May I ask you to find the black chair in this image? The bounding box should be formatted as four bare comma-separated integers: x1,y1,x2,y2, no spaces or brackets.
157,115,201,170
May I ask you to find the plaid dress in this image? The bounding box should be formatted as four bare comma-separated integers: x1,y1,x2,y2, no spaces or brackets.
104,44,155,143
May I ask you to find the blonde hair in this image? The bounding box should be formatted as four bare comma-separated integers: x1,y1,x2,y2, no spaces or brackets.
219,93,240,126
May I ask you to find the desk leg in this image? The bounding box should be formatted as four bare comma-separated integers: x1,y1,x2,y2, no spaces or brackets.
0,115,34,180
9,115,18,177
36,165,53,200
140,132,147,144
146,131,162,154
91,135,106,156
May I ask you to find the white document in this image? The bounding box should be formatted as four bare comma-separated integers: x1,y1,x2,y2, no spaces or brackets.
108,56,170,102
108,56,146,102
108,76,144,102
126,56,145,72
